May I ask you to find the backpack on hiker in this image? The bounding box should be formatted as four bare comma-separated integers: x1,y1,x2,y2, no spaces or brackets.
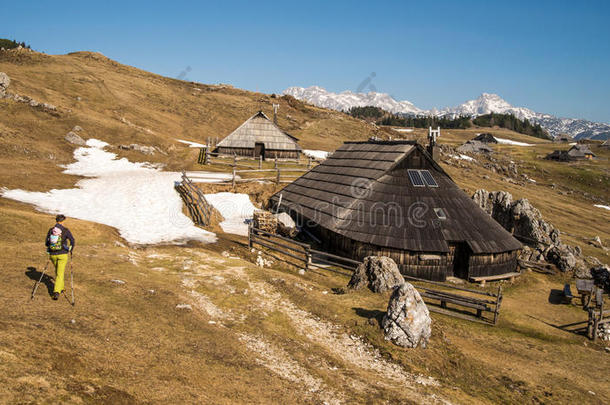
48,227,64,251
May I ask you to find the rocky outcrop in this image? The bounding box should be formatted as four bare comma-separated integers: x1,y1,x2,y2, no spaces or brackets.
0,72,10,96
348,256,405,293
472,189,587,274
65,131,86,146
382,283,431,348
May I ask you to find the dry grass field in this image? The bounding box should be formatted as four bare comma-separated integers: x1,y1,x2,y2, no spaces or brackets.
1,48,609,404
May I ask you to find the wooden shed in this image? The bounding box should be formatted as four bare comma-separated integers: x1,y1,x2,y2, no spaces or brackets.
215,111,301,160
269,140,522,281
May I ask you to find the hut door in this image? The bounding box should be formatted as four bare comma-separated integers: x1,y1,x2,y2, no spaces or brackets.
254,142,265,160
452,243,470,280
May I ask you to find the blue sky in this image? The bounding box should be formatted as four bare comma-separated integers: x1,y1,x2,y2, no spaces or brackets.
4,0,610,122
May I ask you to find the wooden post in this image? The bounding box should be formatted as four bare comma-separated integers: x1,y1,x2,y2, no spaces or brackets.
305,247,311,271
248,223,252,248
233,154,237,167
232,167,236,188
274,157,277,169
276,168,280,184
307,156,312,169
259,155,262,170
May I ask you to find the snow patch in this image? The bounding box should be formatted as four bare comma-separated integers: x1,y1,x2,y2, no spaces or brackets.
204,192,256,236
303,149,330,160
177,139,207,148
450,154,475,162
495,137,533,146
1,140,217,245
594,204,610,211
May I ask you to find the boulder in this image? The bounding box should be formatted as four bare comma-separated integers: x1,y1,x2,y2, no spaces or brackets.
382,283,431,348
348,256,405,293
0,72,9,96
252,210,278,233
64,131,86,146
274,212,298,237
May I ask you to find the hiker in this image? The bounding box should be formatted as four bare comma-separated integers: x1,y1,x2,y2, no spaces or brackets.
45,214,75,300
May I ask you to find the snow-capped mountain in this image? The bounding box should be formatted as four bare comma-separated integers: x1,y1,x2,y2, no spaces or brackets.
283,86,424,115
283,86,610,140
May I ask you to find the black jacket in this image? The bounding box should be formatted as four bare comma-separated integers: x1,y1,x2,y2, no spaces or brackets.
45,223,75,255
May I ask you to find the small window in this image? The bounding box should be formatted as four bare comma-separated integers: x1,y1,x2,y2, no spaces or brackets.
420,170,438,187
408,169,425,187
434,208,447,220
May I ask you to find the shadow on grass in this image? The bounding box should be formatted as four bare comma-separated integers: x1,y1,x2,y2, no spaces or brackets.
526,314,589,338
353,307,384,327
26,265,54,298
548,289,565,305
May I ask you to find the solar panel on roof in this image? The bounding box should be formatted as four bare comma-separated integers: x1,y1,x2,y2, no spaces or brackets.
420,170,438,187
408,170,424,187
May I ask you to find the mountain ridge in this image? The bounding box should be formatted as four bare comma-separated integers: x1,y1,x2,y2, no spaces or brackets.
284,86,610,140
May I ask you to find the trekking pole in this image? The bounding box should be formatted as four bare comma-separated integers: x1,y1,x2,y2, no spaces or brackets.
69,254,75,306
31,259,50,300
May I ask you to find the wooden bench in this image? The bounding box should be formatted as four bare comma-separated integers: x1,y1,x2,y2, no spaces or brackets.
575,279,595,308
470,272,521,287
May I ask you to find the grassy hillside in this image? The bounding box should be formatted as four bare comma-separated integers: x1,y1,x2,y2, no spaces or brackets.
1,48,609,404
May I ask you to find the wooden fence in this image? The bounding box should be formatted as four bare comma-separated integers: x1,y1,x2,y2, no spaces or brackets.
404,276,503,325
175,172,213,226
248,225,501,324
248,225,359,274
200,147,320,169
586,286,609,341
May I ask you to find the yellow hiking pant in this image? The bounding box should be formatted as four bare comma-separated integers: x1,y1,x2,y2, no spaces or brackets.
50,254,69,293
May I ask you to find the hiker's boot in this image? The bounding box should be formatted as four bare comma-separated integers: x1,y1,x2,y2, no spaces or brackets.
53,292,59,300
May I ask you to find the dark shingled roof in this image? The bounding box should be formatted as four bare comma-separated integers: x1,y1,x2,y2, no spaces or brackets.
270,140,521,254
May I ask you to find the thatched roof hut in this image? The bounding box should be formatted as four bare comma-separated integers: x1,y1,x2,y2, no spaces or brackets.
473,133,498,143
216,111,301,160
269,140,521,281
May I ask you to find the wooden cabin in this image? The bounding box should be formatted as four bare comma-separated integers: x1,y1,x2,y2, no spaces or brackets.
269,140,522,281
568,144,595,160
215,111,301,160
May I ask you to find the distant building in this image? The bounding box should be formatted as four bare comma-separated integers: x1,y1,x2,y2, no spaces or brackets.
457,140,493,154
554,133,573,143
545,150,573,162
215,111,301,160
473,133,498,143
568,144,595,160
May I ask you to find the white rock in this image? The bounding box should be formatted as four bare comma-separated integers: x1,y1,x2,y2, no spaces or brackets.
111,279,125,285
382,283,431,348
176,304,192,310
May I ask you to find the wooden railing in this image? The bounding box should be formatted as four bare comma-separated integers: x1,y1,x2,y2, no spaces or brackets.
175,172,213,226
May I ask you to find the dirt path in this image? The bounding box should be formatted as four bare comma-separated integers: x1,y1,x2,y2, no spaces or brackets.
140,248,447,404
